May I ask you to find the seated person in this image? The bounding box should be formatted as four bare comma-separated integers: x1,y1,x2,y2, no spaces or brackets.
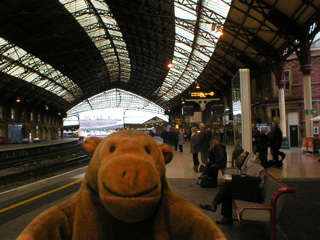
200,139,227,187
199,147,265,225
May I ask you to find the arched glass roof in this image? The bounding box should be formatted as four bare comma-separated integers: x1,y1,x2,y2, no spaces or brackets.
0,37,83,102
60,0,131,83
67,88,165,116
157,0,231,101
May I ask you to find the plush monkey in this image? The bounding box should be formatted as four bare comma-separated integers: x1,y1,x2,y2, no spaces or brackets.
17,130,226,240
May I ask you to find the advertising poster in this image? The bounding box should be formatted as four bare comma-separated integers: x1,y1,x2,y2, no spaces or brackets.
8,124,23,143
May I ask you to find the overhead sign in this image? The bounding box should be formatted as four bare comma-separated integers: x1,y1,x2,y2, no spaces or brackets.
190,91,215,98
303,109,317,115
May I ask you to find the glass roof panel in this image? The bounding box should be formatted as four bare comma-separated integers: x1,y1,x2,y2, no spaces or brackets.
176,26,194,41
67,89,165,116
176,42,192,52
60,0,131,83
0,37,82,101
158,0,231,101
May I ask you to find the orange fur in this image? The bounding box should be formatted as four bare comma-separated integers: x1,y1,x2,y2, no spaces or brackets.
17,130,226,240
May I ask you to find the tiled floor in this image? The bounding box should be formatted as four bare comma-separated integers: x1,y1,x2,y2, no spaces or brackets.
160,137,320,179
1,136,318,240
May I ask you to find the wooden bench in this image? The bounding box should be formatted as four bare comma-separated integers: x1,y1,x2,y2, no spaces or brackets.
226,169,296,240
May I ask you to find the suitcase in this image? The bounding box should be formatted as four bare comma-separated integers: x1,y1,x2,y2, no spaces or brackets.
231,175,262,202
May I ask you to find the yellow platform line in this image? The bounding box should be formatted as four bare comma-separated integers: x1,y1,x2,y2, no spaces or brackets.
0,178,83,214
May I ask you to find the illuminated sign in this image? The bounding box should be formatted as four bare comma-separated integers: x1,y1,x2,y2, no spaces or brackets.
191,92,215,98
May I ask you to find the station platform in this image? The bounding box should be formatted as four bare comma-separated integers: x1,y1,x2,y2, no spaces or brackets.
0,138,79,152
0,136,319,240
0,138,79,160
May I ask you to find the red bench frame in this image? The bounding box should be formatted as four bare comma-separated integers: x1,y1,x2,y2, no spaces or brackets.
232,170,296,240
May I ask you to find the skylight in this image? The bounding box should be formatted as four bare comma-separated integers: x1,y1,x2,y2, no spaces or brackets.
0,37,83,102
60,0,131,83
67,88,165,116
158,0,231,101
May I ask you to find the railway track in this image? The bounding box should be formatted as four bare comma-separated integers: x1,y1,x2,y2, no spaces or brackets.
0,145,90,186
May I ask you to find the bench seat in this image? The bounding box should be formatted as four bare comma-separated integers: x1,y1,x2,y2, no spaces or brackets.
232,170,296,240
233,199,272,221
221,168,296,240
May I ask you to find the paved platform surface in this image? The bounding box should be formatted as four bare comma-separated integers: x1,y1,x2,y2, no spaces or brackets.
0,136,319,239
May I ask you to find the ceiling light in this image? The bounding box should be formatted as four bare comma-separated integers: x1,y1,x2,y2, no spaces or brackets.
196,82,200,89
16,97,21,103
216,28,223,38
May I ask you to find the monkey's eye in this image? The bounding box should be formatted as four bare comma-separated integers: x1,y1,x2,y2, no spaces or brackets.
110,146,116,153
145,146,151,154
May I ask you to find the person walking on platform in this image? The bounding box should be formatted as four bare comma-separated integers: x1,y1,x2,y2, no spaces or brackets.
198,123,210,167
199,148,265,225
190,127,200,172
269,121,286,168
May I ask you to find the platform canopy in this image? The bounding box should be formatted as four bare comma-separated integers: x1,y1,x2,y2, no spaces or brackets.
1,0,320,114
310,116,320,121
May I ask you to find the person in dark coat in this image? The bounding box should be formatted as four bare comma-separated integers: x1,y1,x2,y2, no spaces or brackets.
201,139,227,187
172,128,179,151
252,123,260,154
257,129,270,168
269,121,285,168
160,128,169,144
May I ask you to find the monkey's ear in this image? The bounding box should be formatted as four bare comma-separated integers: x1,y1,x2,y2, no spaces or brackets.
159,144,173,164
83,137,103,156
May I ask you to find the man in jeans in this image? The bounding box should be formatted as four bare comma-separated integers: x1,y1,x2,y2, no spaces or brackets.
199,148,265,225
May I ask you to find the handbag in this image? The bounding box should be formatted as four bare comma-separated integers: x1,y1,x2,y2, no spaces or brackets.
198,163,205,173
200,176,217,188
231,174,262,202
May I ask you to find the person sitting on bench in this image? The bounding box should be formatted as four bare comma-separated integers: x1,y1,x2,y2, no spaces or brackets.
199,139,227,187
199,147,265,225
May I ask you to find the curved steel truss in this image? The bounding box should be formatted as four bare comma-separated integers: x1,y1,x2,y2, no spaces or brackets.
0,0,320,114
67,88,165,116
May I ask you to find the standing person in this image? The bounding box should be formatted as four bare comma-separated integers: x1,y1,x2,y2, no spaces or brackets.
269,121,286,168
178,129,184,152
198,123,210,167
167,128,175,149
252,123,260,154
201,139,227,187
257,129,270,168
199,148,265,225
161,128,169,144
190,127,200,172
207,128,213,142
173,128,179,151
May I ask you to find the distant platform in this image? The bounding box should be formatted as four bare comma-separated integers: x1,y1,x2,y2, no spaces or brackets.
0,138,80,159
0,138,79,152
